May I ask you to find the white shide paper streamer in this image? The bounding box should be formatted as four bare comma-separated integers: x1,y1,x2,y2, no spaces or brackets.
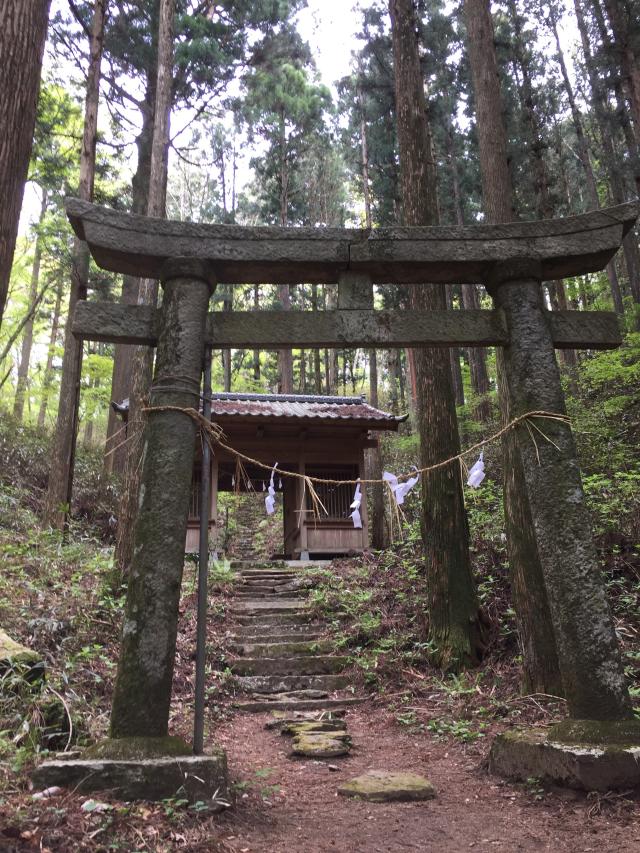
383,468,420,506
349,481,363,529
466,452,485,488
265,462,279,515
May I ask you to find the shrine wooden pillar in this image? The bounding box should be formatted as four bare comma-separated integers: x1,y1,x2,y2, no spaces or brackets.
110,259,215,739
486,259,632,722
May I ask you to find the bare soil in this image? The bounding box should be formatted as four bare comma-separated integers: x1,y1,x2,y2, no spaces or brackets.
209,703,640,853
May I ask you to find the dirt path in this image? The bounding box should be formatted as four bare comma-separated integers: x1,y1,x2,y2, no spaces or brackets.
210,705,640,853
204,563,640,853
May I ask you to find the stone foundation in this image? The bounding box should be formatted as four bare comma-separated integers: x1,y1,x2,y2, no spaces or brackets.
490,727,640,791
32,747,228,805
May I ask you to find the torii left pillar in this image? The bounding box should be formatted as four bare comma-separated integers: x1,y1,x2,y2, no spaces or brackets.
33,259,229,802
110,259,215,738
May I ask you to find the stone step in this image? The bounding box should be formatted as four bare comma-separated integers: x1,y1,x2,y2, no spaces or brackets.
230,640,334,657
260,689,331,703
280,719,348,735
241,566,295,572
232,618,324,632
240,574,298,582
235,673,349,694
230,655,348,677
232,593,308,610
233,589,300,601
238,580,297,589
230,601,308,616
264,709,346,729
233,613,315,626
233,615,328,632
233,632,326,645
234,696,367,713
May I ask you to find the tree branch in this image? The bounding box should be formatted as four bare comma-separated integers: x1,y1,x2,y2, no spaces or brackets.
67,0,92,39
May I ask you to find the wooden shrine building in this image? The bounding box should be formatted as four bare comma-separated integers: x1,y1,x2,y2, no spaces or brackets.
186,392,405,559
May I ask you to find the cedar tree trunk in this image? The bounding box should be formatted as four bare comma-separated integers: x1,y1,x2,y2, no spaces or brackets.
390,0,485,669
44,0,107,529
464,0,563,694
0,0,50,330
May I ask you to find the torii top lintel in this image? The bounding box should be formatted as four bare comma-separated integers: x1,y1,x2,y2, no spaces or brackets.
66,198,639,286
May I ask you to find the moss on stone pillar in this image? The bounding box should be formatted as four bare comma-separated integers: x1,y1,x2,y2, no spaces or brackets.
110,261,215,738
486,260,632,721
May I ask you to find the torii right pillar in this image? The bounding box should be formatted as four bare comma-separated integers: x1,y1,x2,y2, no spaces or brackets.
487,259,640,790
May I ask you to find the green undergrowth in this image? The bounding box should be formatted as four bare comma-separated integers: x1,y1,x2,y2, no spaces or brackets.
304,466,640,743
0,413,120,540
0,485,125,780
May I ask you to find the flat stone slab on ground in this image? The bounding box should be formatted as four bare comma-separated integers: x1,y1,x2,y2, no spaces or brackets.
337,770,437,802
31,751,229,804
281,719,347,736
490,727,640,791
291,731,352,758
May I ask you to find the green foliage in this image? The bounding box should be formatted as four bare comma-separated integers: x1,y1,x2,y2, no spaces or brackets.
426,717,487,743
238,24,338,226
566,333,640,475
0,411,119,538
30,82,82,198
583,471,640,542
337,2,399,226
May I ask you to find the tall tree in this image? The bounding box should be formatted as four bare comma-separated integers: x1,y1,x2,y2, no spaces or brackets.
100,1,305,462
115,0,175,575
0,0,51,329
13,191,48,421
574,0,640,308
38,279,64,429
389,0,485,669
44,0,108,529
359,90,387,548
543,0,624,312
10,82,86,424
602,0,640,145
505,0,577,368
463,0,562,694
240,24,332,394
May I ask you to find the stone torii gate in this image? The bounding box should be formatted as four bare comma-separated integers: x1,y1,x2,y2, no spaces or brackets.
35,199,640,799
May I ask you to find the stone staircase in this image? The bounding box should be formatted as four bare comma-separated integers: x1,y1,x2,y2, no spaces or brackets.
228,563,366,716
224,494,282,562
227,496,264,561
222,563,438,793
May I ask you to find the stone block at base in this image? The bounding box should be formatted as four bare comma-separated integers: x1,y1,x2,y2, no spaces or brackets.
31,750,228,805
490,729,640,791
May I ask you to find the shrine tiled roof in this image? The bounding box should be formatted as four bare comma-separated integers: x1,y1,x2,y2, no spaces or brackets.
208,393,406,430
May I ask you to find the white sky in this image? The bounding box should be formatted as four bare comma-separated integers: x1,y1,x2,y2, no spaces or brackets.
296,0,363,90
